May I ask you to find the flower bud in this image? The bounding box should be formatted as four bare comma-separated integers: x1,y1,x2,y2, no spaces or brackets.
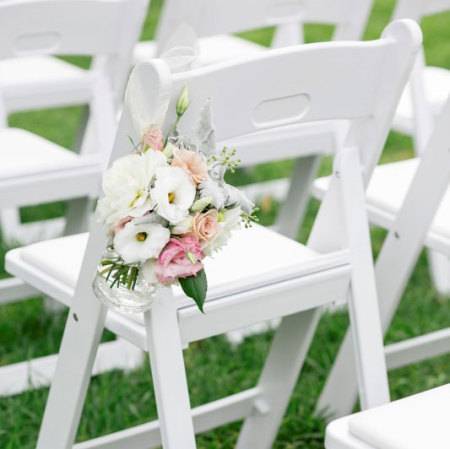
176,86,189,117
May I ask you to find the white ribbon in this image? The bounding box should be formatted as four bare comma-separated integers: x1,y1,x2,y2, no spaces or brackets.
125,24,200,136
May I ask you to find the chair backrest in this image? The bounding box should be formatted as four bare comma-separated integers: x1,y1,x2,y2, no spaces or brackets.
0,0,148,162
156,0,373,52
392,0,450,153
0,0,147,96
77,19,421,297
393,0,450,21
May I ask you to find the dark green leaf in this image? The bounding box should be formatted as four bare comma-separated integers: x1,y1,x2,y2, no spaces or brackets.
179,269,207,313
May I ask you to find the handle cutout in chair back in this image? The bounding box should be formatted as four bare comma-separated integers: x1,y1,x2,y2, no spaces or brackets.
13,32,61,56
252,93,310,128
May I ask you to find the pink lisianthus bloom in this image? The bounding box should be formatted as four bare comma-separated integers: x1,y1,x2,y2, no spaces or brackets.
155,234,204,284
171,148,208,184
142,127,164,151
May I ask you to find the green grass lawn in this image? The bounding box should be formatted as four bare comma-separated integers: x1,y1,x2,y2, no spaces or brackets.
2,1,450,447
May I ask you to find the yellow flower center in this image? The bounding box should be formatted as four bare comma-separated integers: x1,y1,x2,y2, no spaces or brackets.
135,232,148,242
168,192,176,204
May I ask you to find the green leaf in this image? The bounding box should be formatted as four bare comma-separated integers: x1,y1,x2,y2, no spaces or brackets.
179,269,207,313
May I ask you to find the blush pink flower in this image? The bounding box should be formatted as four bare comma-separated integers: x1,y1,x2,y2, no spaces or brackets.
192,209,219,242
155,235,204,284
113,216,133,234
142,127,164,151
171,148,208,184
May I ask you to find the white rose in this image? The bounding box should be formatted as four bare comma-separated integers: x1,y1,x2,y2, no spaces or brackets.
97,151,167,227
113,220,170,264
152,166,196,224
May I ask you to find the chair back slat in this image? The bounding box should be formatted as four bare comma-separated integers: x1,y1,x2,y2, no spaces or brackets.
0,0,145,59
156,0,373,50
394,0,450,20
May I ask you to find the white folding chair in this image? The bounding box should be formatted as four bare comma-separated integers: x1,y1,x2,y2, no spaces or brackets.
0,0,147,396
325,108,450,444
136,0,374,241
315,96,450,418
391,0,450,294
0,0,148,244
134,0,372,64
5,19,421,448
325,383,450,449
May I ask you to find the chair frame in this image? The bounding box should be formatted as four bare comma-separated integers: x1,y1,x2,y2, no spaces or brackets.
0,0,148,245
16,20,422,448
324,98,450,449
0,0,147,396
390,0,450,294
316,95,450,418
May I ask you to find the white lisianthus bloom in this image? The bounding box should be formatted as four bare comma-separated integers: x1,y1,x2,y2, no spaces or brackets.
152,166,196,224
203,207,242,255
172,216,193,235
114,220,170,264
141,259,158,284
97,151,167,228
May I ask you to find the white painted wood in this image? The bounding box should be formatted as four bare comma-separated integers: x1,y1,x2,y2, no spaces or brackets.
385,328,450,370
7,22,421,448
145,289,196,449
236,308,321,449
392,0,450,294
0,0,146,400
0,338,142,397
317,97,450,418
325,384,450,449
75,388,260,449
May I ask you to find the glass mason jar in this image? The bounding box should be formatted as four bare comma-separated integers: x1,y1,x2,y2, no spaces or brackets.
92,249,156,314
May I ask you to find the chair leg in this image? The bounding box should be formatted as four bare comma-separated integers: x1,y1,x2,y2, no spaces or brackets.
0,208,22,245
64,197,92,236
428,250,450,296
236,308,320,449
36,297,107,449
145,289,196,449
276,155,321,239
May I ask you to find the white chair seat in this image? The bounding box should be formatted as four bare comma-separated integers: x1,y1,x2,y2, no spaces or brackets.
0,56,90,111
313,158,450,243
6,224,351,346
326,384,450,449
134,35,265,67
0,128,93,179
393,66,450,134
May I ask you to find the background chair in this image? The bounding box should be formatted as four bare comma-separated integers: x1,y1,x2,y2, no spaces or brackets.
0,0,147,396
391,0,450,294
315,94,450,417
325,94,450,447
6,19,421,448
0,0,148,245
135,0,374,240
325,383,450,449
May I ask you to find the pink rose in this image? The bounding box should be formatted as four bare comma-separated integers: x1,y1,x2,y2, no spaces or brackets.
171,148,208,184
142,127,164,151
155,235,204,284
192,210,218,242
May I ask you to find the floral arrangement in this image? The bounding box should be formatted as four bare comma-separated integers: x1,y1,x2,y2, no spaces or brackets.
96,87,255,312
